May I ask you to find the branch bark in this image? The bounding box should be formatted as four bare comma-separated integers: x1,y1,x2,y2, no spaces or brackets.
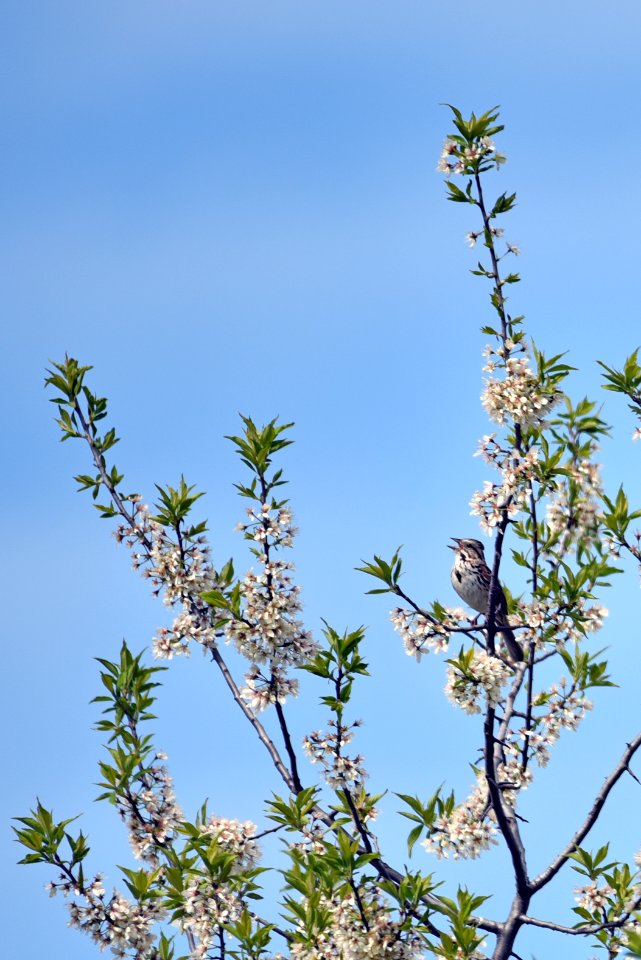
531,731,641,893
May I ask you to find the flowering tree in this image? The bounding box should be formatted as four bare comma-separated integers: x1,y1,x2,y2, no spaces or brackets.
15,107,641,960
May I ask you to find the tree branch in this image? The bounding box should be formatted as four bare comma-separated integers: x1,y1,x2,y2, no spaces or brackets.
521,900,641,936
531,731,641,892
484,704,530,899
208,647,298,793
274,700,303,792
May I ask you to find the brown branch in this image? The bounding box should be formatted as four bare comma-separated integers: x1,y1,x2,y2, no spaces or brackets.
274,700,303,793
531,731,641,893
208,647,298,793
250,912,294,942
348,876,371,931
521,899,641,936
495,664,527,752
484,704,530,900
392,584,437,622
521,483,539,772
466,172,536,949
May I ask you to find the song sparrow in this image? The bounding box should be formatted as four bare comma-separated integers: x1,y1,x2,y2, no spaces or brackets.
449,538,524,662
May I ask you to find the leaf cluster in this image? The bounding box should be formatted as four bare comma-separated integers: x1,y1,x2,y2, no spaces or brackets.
227,415,293,504
152,476,207,540
302,624,369,720
45,355,133,517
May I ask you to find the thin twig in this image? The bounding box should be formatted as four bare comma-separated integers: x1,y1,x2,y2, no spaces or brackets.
521,483,539,772
521,897,641,936
209,647,298,793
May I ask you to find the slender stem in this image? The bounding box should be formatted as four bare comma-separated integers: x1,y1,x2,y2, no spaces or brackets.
521,481,539,772
274,700,303,792
484,704,529,899
393,584,437,622
473,172,509,340
521,900,641,936
254,823,286,841
495,665,527,752
348,877,370,931
257,470,305,795
343,788,373,854
73,398,149,546
472,171,523,645
250,912,294,942
470,173,533,923
209,647,297,793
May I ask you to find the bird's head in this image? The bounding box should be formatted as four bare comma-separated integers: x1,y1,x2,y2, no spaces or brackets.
449,538,487,561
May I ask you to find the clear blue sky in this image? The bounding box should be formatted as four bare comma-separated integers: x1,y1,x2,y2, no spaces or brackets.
4,2,641,957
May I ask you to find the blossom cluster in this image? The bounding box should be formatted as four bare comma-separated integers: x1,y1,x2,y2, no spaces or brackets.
290,891,426,960
177,877,243,960
516,597,607,648
547,453,603,548
482,352,560,426
227,558,317,710
470,480,527,534
423,776,497,861
114,498,222,658
240,666,301,712
471,439,539,532
436,135,505,176
47,874,164,958
152,604,215,659
290,819,329,857
303,720,366,789
117,752,183,865
539,683,593,738
235,502,296,549
198,815,261,871
519,683,593,768
574,882,614,913
390,606,470,660
465,225,505,248
226,560,315,667
445,651,512,715
226,503,317,709
495,758,533,808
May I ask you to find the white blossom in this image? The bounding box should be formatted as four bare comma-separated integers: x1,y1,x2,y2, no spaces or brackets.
63,879,165,958
390,606,469,660
303,719,366,789
289,891,426,959
482,354,560,426
424,776,497,861
445,651,512,715
574,882,614,912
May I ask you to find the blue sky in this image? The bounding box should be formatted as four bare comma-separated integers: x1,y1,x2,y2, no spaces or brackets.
4,2,641,957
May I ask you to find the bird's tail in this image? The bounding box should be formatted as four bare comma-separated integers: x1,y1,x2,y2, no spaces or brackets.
498,623,524,662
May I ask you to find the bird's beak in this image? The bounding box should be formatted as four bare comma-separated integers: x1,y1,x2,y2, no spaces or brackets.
448,538,461,551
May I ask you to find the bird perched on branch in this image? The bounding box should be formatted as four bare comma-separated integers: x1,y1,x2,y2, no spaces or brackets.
449,537,524,662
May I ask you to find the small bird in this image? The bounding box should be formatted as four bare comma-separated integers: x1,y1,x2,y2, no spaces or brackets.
449,538,524,662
